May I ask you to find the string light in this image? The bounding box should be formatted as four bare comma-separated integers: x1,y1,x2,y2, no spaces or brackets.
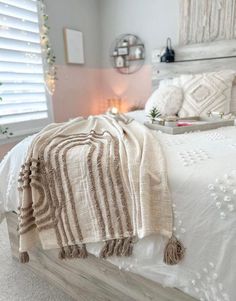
37,0,57,95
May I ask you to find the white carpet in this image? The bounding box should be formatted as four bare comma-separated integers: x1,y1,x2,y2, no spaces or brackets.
0,219,74,301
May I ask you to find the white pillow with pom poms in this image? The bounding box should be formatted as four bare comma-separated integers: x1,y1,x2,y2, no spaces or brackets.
145,85,183,117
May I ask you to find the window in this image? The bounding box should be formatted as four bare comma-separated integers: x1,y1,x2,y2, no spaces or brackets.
0,0,53,141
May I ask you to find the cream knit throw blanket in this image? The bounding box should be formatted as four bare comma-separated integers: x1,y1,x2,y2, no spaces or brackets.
18,114,185,265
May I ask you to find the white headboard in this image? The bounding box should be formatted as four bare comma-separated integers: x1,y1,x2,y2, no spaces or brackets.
152,40,236,91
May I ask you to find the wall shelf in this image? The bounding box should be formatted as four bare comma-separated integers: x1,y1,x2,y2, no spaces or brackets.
110,34,145,75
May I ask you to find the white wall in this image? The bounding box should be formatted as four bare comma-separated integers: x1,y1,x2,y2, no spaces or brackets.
45,0,180,68
45,0,102,67
100,0,179,67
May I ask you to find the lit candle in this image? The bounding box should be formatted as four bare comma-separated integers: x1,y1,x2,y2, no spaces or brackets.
110,107,119,114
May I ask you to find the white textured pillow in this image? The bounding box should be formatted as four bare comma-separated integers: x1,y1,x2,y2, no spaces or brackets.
178,70,235,118
145,85,183,116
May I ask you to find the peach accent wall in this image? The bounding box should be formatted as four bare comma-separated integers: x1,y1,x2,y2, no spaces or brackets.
52,65,103,122
52,64,152,118
99,65,152,113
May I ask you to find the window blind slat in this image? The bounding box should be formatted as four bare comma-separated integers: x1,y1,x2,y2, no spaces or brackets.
0,37,40,53
0,112,48,125
0,14,39,33
0,102,47,116
1,110,47,118
0,0,37,12
0,72,44,83
0,100,46,105
0,61,43,73
0,3,38,23
2,93,46,102
0,49,42,64
0,27,40,43
0,83,46,94
0,80,45,85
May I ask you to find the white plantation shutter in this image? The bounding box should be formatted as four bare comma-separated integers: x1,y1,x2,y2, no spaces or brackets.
0,0,53,139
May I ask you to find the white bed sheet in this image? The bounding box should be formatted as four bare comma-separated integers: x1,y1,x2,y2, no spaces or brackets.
1,111,236,301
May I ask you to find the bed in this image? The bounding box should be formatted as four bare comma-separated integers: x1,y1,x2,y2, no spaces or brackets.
1,40,236,301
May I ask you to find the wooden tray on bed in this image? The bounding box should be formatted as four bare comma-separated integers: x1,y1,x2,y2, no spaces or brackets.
145,117,235,135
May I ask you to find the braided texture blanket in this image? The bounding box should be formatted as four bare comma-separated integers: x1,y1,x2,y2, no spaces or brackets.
18,114,184,264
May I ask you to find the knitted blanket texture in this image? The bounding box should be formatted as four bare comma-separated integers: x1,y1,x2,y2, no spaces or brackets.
18,114,184,264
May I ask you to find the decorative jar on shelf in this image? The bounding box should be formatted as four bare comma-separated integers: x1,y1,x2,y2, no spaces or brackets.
115,56,125,68
128,35,137,46
122,40,129,47
113,50,118,57
135,47,143,59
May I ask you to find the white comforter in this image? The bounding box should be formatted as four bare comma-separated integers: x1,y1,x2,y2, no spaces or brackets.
1,111,236,301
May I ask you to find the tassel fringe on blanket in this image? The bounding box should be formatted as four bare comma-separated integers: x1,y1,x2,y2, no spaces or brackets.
19,236,185,265
17,114,185,265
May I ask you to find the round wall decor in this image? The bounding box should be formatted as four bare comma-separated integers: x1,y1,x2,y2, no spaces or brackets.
110,34,145,75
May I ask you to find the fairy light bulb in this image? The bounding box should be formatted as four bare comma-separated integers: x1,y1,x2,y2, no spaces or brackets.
40,38,47,46
42,25,48,32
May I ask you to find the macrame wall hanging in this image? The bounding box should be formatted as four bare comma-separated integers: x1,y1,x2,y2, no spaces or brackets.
179,0,236,45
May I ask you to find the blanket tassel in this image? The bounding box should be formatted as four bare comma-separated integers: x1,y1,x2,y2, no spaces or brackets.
72,244,88,259
99,241,110,258
72,245,80,258
164,235,185,265
107,240,116,257
122,237,133,257
59,244,88,260
64,246,72,258
100,238,134,258
80,244,88,259
58,247,66,260
19,251,29,264
114,239,124,256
